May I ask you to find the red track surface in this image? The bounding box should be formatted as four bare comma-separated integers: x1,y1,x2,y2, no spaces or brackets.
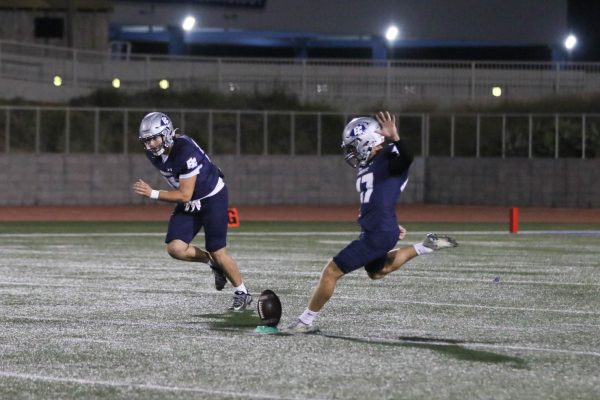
0,205,599,223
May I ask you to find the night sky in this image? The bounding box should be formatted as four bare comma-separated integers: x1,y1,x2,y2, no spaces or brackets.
568,0,600,61
115,0,600,62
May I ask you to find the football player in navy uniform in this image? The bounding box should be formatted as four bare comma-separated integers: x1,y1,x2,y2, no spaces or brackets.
132,112,252,311
285,111,458,333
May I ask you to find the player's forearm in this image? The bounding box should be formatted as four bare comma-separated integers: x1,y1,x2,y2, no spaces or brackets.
151,189,192,203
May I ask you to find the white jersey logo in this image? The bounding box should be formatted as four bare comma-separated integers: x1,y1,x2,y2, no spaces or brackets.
186,157,198,169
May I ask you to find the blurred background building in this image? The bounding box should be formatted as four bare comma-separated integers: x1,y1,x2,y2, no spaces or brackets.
0,0,574,60
0,0,594,106
107,0,568,61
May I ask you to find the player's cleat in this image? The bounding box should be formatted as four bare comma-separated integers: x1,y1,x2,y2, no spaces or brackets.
281,319,320,334
229,291,253,311
209,260,227,291
422,233,458,250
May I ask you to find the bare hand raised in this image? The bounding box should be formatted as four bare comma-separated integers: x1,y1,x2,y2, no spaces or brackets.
375,111,400,141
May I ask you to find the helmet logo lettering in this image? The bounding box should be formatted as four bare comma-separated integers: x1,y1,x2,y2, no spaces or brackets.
341,117,383,168
351,123,367,137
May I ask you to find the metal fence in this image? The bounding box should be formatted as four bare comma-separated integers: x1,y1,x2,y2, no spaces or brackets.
1,106,598,159
3,40,600,105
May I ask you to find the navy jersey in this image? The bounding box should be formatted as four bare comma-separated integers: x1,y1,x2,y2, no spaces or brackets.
356,143,409,231
145,134,222,201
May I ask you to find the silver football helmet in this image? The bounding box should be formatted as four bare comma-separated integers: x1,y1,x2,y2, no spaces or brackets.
139,112,177,156
341,117,385,168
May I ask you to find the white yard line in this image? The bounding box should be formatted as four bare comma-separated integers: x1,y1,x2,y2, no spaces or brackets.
396,275,600,287
1,315,230,332
466,323,600,332
0,281,220,293
0,371,322,400
0,233,166,238
325,295,600,316
3,266,598,289
2,319,599,361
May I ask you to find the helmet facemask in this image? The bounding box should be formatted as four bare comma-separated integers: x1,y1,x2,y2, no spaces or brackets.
343,140,361,168
140,133,167,156
139,112,176,156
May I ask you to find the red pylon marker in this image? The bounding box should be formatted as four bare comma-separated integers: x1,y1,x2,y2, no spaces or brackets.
228,207,240,228
509,207,519,234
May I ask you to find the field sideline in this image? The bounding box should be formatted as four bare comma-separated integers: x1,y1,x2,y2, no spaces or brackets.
0,219,599,399
1,204,600,223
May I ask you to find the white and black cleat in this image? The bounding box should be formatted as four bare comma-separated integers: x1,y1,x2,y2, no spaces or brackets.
280,319,320,334
228,291,253,311
422,233,458,250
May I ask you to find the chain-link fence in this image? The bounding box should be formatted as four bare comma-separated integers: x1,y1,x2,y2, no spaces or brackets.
1,106,598,158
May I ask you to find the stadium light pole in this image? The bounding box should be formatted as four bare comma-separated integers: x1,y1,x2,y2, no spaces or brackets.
564,33,577,61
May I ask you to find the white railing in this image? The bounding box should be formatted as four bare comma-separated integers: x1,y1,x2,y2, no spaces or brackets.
0,106,597,159
3,40,600,106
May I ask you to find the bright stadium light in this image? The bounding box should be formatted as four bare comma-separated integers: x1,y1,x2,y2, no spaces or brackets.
182,15,196,31
53,75,62,87
112,78,121,88
564,34,577,51
385,25,400,42
492,86,503,97
159,79,170,90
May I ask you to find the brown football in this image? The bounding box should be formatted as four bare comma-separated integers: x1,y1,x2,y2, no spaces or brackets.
257,289,282,327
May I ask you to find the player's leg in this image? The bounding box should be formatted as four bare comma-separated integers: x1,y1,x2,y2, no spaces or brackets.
367,232,459,279
357,228,406,280
202,187,242,286
166,239,211,262
167,240,227,291
285,233,379,333
203,187,252,310
307,260,345,313
284,260,343,333
210,247,252,310
366,245,418,279
165,208,226,290
209,247,241,287
165,205,206,261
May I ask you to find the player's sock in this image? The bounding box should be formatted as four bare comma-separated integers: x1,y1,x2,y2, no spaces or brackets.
234,283,248,294
413,243,434,255
299,308,319,325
